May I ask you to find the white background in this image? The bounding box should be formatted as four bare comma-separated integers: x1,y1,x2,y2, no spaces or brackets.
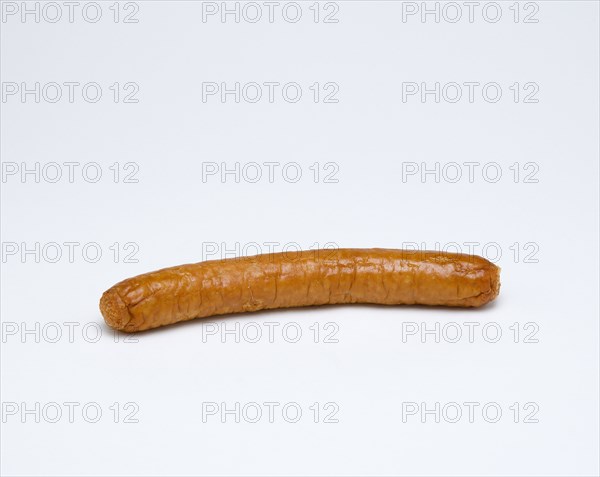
1,1,599,475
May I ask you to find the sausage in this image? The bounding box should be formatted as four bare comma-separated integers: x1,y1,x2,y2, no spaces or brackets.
100,248,501,332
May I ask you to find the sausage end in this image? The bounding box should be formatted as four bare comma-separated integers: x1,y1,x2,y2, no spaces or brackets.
100,288,134,332
474,263,501,307
491,264,501,298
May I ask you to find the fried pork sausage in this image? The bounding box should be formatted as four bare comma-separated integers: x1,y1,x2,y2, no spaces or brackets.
100,248,500,332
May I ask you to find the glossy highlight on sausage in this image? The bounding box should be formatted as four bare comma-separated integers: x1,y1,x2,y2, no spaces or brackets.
100,248,501,332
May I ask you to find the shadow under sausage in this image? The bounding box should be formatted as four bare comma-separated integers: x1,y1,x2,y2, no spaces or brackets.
103,297,501,337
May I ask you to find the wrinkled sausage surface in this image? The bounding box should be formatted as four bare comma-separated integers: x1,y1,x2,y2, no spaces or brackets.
100,248,501,332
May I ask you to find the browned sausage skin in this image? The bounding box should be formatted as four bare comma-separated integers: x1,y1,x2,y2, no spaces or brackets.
100,248,501,332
